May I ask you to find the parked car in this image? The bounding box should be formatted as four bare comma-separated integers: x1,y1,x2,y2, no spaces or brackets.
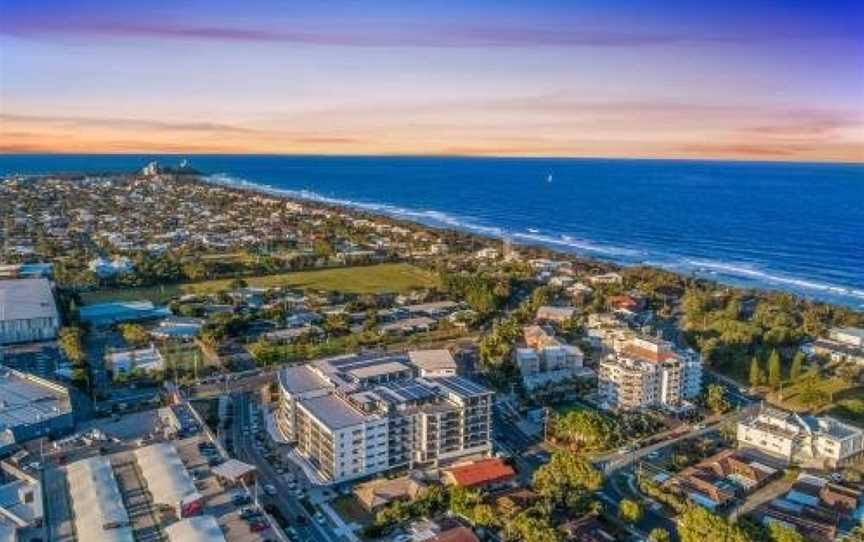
250,520,270,532
232,492,252,505
264,484,277,496
240,507,260,520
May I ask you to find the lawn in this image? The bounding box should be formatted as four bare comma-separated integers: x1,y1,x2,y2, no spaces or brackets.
330,494,372,525
828,398,864,425
767,377,855,412
80,263,438,304
158,342,210,376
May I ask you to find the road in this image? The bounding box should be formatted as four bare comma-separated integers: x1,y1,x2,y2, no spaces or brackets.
230,392,341,542
42,465,75,542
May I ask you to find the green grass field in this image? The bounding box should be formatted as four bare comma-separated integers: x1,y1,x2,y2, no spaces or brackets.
767,377,854,412
80,263,438,304
330,494,372,525
829,398,864,425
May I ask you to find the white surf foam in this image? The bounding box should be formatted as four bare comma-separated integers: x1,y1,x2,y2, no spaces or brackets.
203,173,864,306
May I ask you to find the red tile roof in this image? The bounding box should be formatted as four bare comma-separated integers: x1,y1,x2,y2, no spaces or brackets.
445,458,516,488
621,344,677,363
431,526,481,542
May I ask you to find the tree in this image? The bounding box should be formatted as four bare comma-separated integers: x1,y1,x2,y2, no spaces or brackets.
767,349,782,389
648,528,671,542
706,384,731,415
532,450,603,510
58,326,85,365
503,510,561,542
768,522,805,542
118,323,149,347
677,506,751,542
789,352,804,381
749,356,763,388
618,499,643,524
552,409,617,450
229,277,248,291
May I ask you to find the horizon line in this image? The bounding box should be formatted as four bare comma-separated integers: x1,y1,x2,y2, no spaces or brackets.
1,151,862,167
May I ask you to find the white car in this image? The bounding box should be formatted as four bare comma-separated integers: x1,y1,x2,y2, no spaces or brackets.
264,484,277,496
314,512,326,525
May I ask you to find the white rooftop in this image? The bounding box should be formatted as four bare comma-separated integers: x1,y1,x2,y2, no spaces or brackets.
134,443,200,507
0,279,58,322
66,456,133,542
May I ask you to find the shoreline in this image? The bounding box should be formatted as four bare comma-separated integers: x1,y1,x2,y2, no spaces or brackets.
196,173,864,311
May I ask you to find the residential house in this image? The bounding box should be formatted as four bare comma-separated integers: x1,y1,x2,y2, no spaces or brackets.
442,458,516,491
535,306,576,325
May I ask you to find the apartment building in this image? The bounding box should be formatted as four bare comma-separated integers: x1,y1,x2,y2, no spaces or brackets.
514,326,592,392
276,352,492,483
737,405,864,468
598,336,702,411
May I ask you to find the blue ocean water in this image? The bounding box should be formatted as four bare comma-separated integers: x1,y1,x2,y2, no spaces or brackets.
1,154,862,308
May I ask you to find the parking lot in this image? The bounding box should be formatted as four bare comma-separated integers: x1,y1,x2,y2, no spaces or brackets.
41,406,277,542
173,434,274,541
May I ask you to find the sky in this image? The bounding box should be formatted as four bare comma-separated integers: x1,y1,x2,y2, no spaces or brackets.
1,0,863,161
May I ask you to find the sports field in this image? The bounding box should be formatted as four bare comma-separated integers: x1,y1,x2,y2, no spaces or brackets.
80,263,438,304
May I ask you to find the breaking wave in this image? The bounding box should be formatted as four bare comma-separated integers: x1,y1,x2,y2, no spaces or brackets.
204,172,864,307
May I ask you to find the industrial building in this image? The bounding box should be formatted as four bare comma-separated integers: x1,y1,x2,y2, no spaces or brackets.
0,278,59,345
134,443,203,518
276,351,493,483
65,456,133,542
0,460,43,539
0,366,74,455
78,300,171,327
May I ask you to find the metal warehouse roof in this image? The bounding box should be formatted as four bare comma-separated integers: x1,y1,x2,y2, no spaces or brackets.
0,366,70,431
0,279,58,322
134,443,200,507
66,456,134,542
164,515,226,542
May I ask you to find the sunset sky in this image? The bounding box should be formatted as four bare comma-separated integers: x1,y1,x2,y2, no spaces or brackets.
1,0,862,161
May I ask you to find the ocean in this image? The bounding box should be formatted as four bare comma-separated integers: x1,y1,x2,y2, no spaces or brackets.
1,154,862,308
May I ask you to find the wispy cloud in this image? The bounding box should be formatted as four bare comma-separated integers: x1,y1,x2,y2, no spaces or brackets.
4,15,856,48
0,113,261,134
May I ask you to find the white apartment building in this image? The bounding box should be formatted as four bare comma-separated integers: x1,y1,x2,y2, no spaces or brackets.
598,336,702,411
276,352,492,483
737,405,864,468
0,279,59,345
514,326,593,392
810,326,864,365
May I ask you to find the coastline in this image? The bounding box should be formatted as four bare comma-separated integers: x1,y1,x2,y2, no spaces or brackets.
196,172,864,311
2,154,862,310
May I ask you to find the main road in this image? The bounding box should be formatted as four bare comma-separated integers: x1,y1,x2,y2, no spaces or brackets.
230,392,341,542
